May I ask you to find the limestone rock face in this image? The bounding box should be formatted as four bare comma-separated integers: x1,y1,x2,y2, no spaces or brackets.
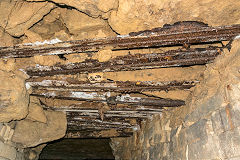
0,59,29,122
0,0,54,37
1,0,239,43
26,98,47,124
108,0,240,34
0,28,14,46
60,9,116,39
28,8,67,41
12,110,67,147
27,0,118,17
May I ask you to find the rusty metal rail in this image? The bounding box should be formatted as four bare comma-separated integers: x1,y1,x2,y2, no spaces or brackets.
32,89,185,107
38,99,164,112
65,129,134,138
26,47,221,76
40,100,152,137
27,79,197,92
0,22,239,58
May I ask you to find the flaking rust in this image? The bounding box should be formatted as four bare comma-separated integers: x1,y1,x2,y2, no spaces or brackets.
129,21,209,36
31,89,185,107
0,21,239,58
26,47,221,76
65,129,134,138
26,79,198,92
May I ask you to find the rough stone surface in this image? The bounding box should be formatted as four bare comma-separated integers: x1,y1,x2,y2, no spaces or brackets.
109,0,240,34
0,123,25,160
0,28,14,46
110,40,240,159
22,30,43,44
0,0,54,37
26,0,240,35
12,110,67,147
28,8,67,41
0,59,29,122
26,97,47,123
0,140,17,160
59,8,116,39
1,0,239,44
27,0,118,17
23,144,47,160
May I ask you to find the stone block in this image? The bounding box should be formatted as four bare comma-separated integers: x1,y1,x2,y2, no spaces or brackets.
219,126,240,159
185,94,223,125
0,140,16,160
220,107,231,131
218,104,240,132
149,146,159,160
15,151,25,160
211,110,225,135
186,119,222,159
154,134,161,144
230,102,240,129
170,127,178,141
186,119,208,144
12,110,67,147
141,151,149,160
0,69,29,122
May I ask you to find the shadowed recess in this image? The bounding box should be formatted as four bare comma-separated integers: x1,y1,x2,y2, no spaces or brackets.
39,138,114,160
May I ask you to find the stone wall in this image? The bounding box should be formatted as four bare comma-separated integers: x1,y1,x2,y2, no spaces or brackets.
0,123,25,160
0,122,56,160
110,39,240,160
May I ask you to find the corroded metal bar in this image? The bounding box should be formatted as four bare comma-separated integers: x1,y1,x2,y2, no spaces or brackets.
68,120,139,130
67,114,140,124
66,113,143,126
67,112,141,137
66,110,157,119
41,103,164,112
38,98,164,112
31,90,185,107
0,22,239,58
27,79,197,92
65,129,134,138
26,48,221,76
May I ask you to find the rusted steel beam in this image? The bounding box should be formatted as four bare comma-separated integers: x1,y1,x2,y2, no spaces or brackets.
65,129,134,138
66,112,140,137
0,22,239,58
27,79,197,92
66,109,141,137
66,110,157,119
66,113,142,133
31,90,185,107
68,120,139,130
67,114,141,124
41,103,164,112
38,98,164,112
26,47,221,76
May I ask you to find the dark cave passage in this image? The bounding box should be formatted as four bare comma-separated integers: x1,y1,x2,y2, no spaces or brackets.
39,138,114,160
